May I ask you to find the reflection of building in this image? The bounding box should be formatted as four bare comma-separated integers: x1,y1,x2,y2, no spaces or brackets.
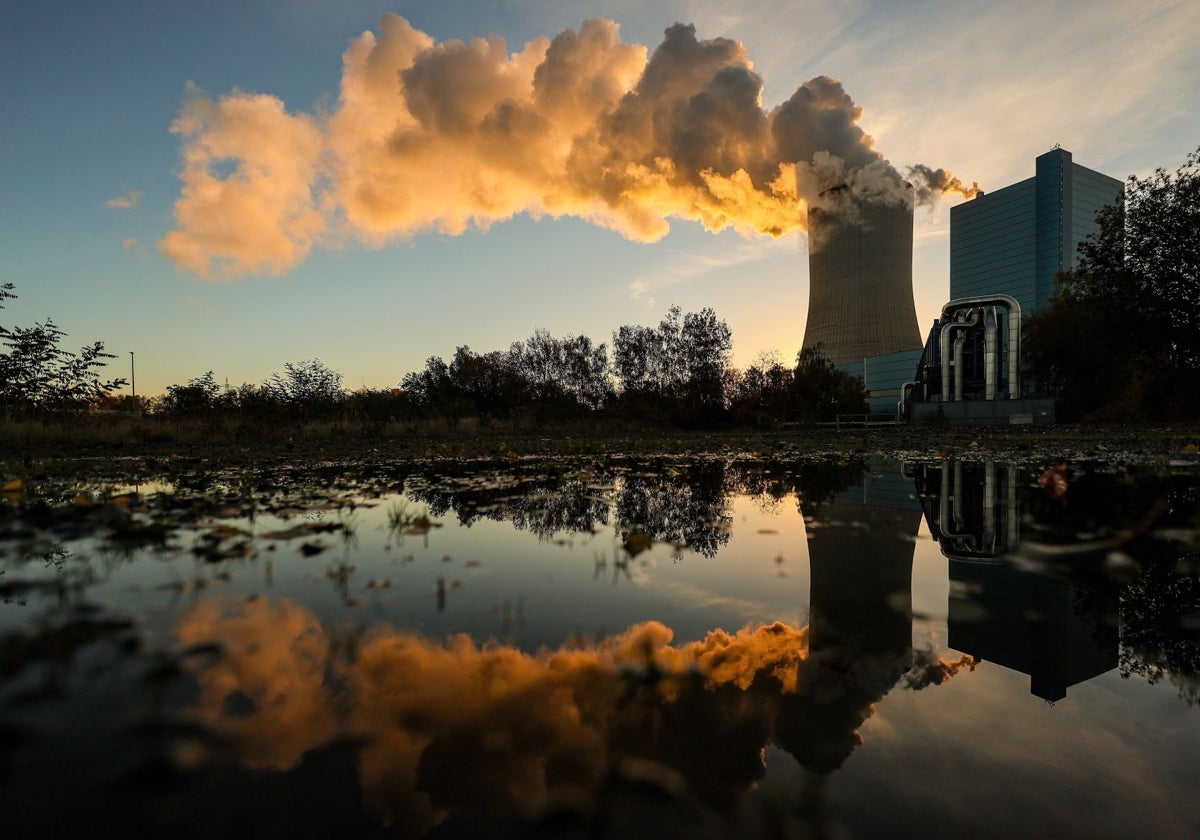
914,461,1020,559
777,465,921,771
913,460,1118,701
948,563,1117,702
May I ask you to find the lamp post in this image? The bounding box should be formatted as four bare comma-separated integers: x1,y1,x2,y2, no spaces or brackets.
130,351,136,415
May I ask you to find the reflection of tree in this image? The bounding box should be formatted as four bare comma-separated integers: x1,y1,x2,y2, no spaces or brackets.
405,459,875,560
1119,547,1200,705
407,461,738,557
409,476,611,540
614,461,731,558
732,458,867,514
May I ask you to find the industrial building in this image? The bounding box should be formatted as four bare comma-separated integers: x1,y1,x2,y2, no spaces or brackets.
813,147,1123,420
802,194,923,366
949,147,1123,319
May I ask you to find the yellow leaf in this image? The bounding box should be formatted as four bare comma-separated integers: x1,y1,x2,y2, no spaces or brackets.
74,493,93,506
1,478,23,493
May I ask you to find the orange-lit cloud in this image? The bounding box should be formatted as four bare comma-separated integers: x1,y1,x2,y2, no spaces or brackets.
104,189,141,209
122,237,144,254
159,83,325,279
161,17,976,280
177,597,973,833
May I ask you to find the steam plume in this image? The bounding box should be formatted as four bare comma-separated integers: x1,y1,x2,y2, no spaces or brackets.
162,16,975,279
906,163,981,203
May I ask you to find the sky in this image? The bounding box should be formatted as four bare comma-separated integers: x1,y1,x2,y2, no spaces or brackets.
2,0,1197,397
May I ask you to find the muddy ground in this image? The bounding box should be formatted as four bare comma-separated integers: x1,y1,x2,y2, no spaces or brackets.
3,422,1200,483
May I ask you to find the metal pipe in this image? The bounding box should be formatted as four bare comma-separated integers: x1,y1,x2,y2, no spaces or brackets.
984,306,997,400
939,320,952,401
898,380,914,419
940,310,979,401
952,460,964,529
938,461,951,538
983,461,996,552
940,295,1022,399
953,331,966,401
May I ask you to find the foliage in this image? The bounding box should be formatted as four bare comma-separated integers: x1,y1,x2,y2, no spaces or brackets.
791,345,868,420
727,352,795,425
1026,145,1200,419
611,305,732,425
508,329,612,414
266,358,346,417
0,285,126,414
401,347,524,423
344,388,419,432
159,371,223,416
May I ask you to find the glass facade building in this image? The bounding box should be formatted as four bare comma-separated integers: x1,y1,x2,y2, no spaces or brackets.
949,148,1123,318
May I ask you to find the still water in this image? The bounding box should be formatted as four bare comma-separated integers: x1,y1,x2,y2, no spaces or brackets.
1,456,1197,838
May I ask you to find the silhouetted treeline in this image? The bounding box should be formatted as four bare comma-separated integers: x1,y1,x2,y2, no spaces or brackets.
2,294,869,431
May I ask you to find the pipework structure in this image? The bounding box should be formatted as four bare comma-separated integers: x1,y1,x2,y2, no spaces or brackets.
802,192,922,367
900,294,1051,422
907,295,1022,405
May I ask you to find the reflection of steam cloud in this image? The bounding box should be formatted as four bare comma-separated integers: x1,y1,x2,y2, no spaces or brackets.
177,596,967,834
162,16,975,278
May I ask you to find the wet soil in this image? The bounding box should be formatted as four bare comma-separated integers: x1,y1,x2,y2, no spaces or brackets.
4,422,1200,480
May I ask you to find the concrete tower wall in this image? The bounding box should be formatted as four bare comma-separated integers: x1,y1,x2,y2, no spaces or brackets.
803,199,922,367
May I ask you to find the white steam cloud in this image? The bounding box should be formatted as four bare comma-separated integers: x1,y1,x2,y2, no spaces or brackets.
161,16,973,280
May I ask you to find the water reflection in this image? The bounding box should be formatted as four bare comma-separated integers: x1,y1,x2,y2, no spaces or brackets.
912,460,1196,703
1,455,1197,837
403,457,867,559
173,597,967,836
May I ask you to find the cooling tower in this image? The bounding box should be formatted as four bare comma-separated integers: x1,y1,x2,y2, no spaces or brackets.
802,195,922,366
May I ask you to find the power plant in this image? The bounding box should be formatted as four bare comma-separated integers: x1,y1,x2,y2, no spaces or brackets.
812,148,1123,422
802,191,923,366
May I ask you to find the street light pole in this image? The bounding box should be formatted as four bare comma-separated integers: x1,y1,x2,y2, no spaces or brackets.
130,351,136,414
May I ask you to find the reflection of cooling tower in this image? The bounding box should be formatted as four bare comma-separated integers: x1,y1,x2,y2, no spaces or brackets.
802,197,922,366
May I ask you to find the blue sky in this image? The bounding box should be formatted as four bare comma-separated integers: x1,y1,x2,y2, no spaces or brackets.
2,0,1197,395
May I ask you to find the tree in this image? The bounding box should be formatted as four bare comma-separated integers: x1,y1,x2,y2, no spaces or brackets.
508,329,612,414
160,371,222,416
1027,146,1200,418
679,308,733,411
792,345,867,419
0,285,126,414
612,305,733,425
729,351,795,425
266,358,345,416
